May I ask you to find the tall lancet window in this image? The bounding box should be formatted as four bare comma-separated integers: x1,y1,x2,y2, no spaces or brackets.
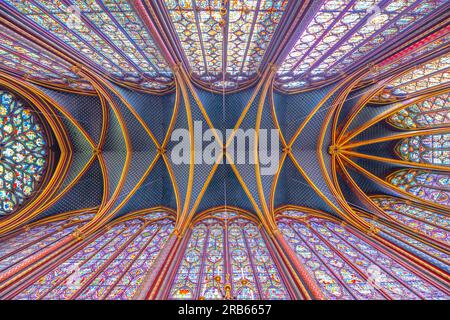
364,31,449,83
13,212,174,300
396,134,450,166
387,169,450,207
364,217,450,273
276,0,448,91
2,0,173,91
387,92,450,129
371,196,449,246
162,0,288,89
276,210,449,300
0,24,92,92
169,212,290,300
360,198,449,272
0,212,94,276
373,53,450,102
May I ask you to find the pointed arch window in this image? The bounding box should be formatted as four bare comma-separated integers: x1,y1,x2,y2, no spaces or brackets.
387,169,450,207
387,92,450,129
369,217,449,269
371,196,449,247
1,0,173,91
13,212,174,300
364,31,450,82
162,0,288,90
276,210,448,300
0,213,94,276
276,0,447,91
359,200,449,273
373,53,450,102
0,25,92,92
0,90,49,216
169,212,290,300
395,134,450,166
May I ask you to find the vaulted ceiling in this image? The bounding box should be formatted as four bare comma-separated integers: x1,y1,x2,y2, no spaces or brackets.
0,0,448,240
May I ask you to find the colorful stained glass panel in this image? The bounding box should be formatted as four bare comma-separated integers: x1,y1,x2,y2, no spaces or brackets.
169,214,290,300
277,0,448,90
387,93,450,129
0,90,48,216
12,214,174,300
163,0,287,89
396,134,450,166
2,0,173,91
387,169,450,207
277,211,449,300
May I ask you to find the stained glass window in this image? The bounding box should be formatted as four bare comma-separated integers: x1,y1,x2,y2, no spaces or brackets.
396,134,450,166
371,196,449,246
169,212,290,300
363,216,450,273
0,25,93,92
387,92,450,129
2,0,173,91
163,0,287,89
276,0,448,91
387,169,450,207
12,212,174,300
365,31,450,82
0,213,94,275
0,90,48,216
373,53,450,101
276,211,449,300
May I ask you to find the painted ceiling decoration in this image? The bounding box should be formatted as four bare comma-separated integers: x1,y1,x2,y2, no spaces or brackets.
0,0,449,301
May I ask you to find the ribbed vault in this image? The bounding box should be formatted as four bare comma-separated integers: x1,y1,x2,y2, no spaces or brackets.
0,0,448,300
